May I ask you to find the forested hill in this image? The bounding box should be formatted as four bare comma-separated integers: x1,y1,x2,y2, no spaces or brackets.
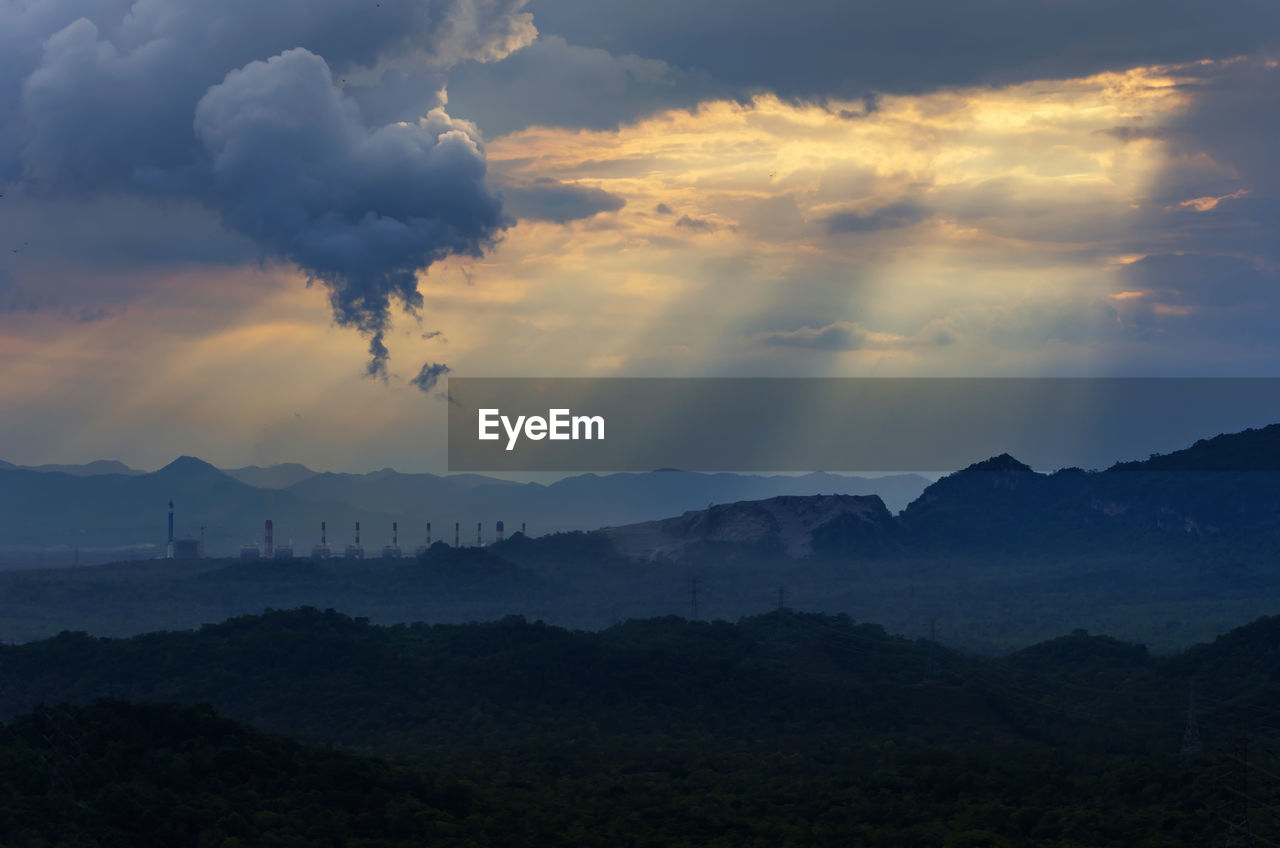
1110,422,1280,471
0,700,474,848
9,609,1280,845
3,606,1279,759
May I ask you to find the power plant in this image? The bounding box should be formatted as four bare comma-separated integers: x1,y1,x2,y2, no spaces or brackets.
311,521,330,560
164,500,201,560
166,503,525,560
345,521,363,559
381,522,401,559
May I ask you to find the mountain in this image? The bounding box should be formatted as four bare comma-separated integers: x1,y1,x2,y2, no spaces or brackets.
0,456,401,556
283,468,930,536
0,700,473,847
0,611,1235,846
222,461,319,489
0,457,929,565
1110,422,1280,471
900,429,1280,550
0,459,143,475
603,493,900,560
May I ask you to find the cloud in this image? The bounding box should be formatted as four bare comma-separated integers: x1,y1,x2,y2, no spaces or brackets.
0,265,109,320
1,0,535,375
194,49,506,375
0,268,34,312
445,34,715,136
1098,125,1177,142
522,0,1278,106
654,203,673,215
77,306,110,323
500,177,625,222
411,361,451,392
824,202,928,234
760,323,867,351
1120,253,1272,308
674,214,716,232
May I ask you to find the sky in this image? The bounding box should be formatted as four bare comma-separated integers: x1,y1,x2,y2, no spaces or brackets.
1,0,1278,472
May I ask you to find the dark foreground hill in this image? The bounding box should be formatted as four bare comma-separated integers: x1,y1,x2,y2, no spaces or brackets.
10,608,1280,845
0,700,472,848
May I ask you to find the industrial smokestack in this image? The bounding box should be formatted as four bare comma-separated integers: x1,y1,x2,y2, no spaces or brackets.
455,522,459,547
522,522,526,536
496,520,504,543
393,521,398,547
344,521,363,559
166,500,175,559
200,525,205,559
477,521,482,547
264,519,274,559
312,520,330,560
426,522,431,546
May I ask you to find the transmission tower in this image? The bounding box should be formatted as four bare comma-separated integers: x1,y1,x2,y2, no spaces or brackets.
923,617,940,685
1182,678,1204,761
1221,736,1259,848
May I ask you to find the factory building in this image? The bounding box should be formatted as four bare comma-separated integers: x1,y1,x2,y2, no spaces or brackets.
165,500,200,559
172,538,200,559
160,501,531,562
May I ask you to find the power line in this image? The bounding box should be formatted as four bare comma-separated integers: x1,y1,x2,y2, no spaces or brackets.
1184,678,1205,761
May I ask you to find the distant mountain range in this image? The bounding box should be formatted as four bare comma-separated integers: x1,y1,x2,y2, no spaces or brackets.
546,423,1280,562
0,459,144,476
603,494,901,561
0,456,929,560
8,421,1280,567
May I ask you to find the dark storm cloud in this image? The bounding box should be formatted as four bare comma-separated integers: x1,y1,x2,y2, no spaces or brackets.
195,49,504,376
1,0,534,375
1122,254,1271,308
824,202,928,234
411,361,451,392
523,0,1278,102
500,177,626,222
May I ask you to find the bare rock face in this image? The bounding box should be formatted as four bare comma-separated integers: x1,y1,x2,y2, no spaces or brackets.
602,494,897,561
